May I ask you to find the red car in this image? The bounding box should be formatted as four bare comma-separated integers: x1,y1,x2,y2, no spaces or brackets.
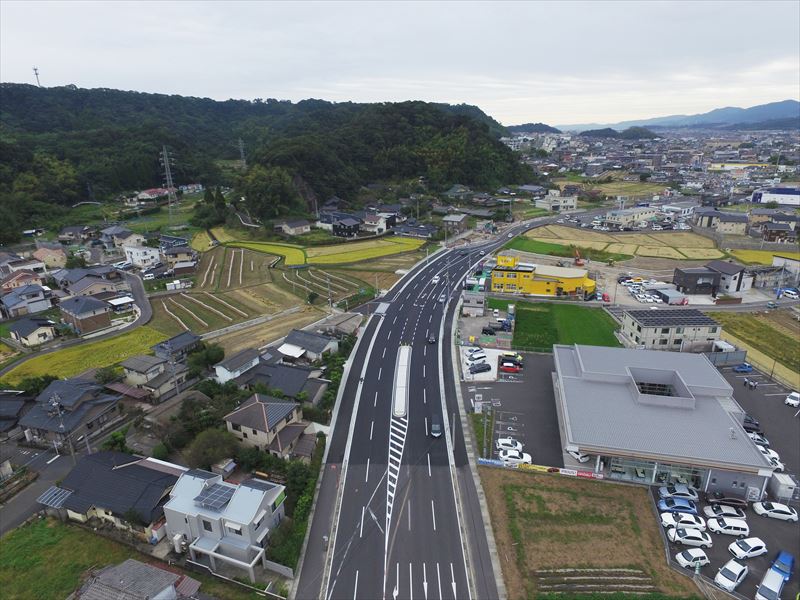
499,362,521,373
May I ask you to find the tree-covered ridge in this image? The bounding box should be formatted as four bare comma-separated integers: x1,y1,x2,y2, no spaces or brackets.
506,122,561,134
578,126,657,139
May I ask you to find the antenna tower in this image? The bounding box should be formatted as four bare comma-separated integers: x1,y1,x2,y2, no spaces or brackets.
160,146,178,227
33,67,41,87
238,138,247,169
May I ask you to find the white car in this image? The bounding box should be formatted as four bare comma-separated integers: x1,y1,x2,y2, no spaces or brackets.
432,275,440,284
466,352,487,363
465,346,482,355
748,432,770,447
728,537,767,560
495,437,523,452
704,504,746,520
659,484,700,501
707,517,749,537
759,447,781,463
786,391,800,407
675,548,710,569
498,449,532,465
714,559,748,592
667,527,712,548
752,501,799,522
766,456,785,472
661,512,706,531
567,449,591,463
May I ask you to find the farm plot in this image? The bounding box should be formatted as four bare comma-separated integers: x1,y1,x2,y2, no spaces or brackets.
677,247,725,260
279,268,359,302
479,468,699,600
211,306,324,355
209,226,236,243
635,246,687,259
604,242,639,255
149,292,253,337
730,249,800,265
305,237,425,264
227,241,306,267
197,247,276,290
190,230,214,252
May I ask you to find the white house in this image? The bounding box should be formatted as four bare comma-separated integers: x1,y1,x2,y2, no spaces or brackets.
124,246,161,269
214,348,261,384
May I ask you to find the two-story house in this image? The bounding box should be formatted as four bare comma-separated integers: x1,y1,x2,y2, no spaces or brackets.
706,260,753,293
224,393,305,458
125,246,162,269
58,225,96,244
60,296,112,335
152,331,202,363
332,217,361,238
8,316,57,347
0,284,52,318
214,348,261,384
235,362,329,405
164,245,196,267
32,245,67,269
621,309,722,351
274,219,312,236
0,269,44,293
73,558,201,600
279,329,339,362
163,470,286,583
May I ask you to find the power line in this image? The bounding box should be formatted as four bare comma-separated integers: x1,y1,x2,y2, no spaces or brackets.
159,146,178,227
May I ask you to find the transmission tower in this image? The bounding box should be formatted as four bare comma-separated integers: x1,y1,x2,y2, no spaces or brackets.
160,146,178,227
33,67,41,87
238,138,247,169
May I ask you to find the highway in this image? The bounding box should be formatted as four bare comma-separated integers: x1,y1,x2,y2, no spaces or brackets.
307,220,541,600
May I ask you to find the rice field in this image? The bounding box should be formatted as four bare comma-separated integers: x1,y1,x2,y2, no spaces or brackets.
226,241,306,266
305,237,425,264
730,249,800,265
149,291,254,337
190,230,213,252
635,246,686,259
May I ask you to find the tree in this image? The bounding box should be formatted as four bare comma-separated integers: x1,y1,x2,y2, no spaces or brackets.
123,507,146,526
186,343,225,377
151,442,169,460
185,429,239,469
102,426,131,453
238,165,303,220
307,291,319,304
65,252,87,269
765,201,779,209
94,366,119,385
17,375,58,396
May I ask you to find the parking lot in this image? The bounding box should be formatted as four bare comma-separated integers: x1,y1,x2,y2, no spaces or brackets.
462,352,564,468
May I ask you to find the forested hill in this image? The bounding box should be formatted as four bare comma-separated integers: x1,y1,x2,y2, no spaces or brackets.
0,84,527,226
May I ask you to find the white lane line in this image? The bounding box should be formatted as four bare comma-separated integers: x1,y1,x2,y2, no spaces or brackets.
423,388,426,404
383,347,387,358
378,367,382,380
427,453,432,477
423,346,426,357
423,365,426,377
429,315,432,323
46,454,61,465
436,562,442,600
408,499,412,531
409,563,414,600
424,416,428,436
360,506,365,538
365,457,370,483
423,564,428,600
450,562,456,598
431,499,437,531
370,420,374,440
374,391,378,407
393,316,398,325
353,570,359,600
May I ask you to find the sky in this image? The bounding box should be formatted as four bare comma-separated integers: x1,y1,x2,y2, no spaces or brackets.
1,1,799,126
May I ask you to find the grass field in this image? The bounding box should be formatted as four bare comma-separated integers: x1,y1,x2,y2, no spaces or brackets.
480,468,700,600
730,249,800,265
506,238,634,263
488,300,620,350
708,311,800,374
591,181,669,196
0,326,166,385
0,519,265,600
149,292,255,337
191,230,213,252
226,241,307,266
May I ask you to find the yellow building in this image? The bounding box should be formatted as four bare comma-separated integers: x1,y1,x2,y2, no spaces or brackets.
491,255,596,297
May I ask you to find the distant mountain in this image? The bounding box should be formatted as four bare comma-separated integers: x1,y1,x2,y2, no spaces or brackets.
579,126,657,139
720,117,800,131
506,122,561,134
558,99,800,131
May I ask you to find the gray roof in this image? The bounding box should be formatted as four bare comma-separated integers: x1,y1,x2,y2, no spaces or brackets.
553,344,773,472
78,559,180,600
224,394,298,432
0,392,29,418
217,348,261,372
236,363,315,396
1,284,45,309
285,329,335,354
8,316,56,338
60,296,110,317
152,331,201,355
121,355,166,373
772,213,799,222
625,309,719,328
335,217,361,227
706,260,745,276
764,222,793,231
35,378,100,409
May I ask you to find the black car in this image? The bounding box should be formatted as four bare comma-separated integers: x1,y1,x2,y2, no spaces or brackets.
481,327,496,336
469,362,491,374
742,415,762,434
428,334,437,344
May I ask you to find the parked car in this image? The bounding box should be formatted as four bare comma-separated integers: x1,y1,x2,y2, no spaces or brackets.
661,512,706,531
501,352,523,363
675,548,710,569
732,363,754,373
498,449,532,465
499,362,521,373
714,559,748,592
466,346,483,354
467,351,487,363
707,517,749,538
770,550,795,581
481,327,496,336
495,437,523,452
704,504,746,520
658,484,699,502
658,498,698,515
755,567,786,600
667,527,712,548
706,496,749,510
753,502,799,522
729,537,768,560
747,432,770,448
766,301,779,309
469,363,491,375
566,449,591,463
785,391,800,407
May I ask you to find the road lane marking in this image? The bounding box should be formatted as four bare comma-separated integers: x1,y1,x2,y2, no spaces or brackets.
450,562,457,598
424,416,428,436
370,420,374,440
436,563,442,600
409,563,413,600
353,570,359,600
375,391,378,407
378,367,382,380
427,453,431,477
46,454,60,465
423,365,426,377
423,346,426,357
383,347,387,358
393,316,398,325
423,388,427,404
408,499,412,531
366,457,370,482
423,564,428,600
360,506,365,538
431,499,437,531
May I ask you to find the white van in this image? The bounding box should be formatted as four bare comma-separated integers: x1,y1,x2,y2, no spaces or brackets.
707,517,749,538
781,289,798,300
143,273,156,281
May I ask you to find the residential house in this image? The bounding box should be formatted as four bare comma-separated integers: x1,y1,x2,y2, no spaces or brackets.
164,245,195,267
673,267,721,295
137,188,170,201
122,355,168,386
0,391,33,439
444,184,472,201
393,223,438,239
0,251,22,276
332,217,361,238
160,234,190,251
535,190,578,212
442,213,469,233
274,219,311,236
36,451,180,542
124,246,161,269
52,266,128,296
224,393,305,457
163,470,287,583
19,378,121,447
748,207,781,225
760,222,797,243
152,331,202,363
8,316,57,347
73,558,201,600
214,348,261,384
517,184,547,197
621,309,722,351
58,225,95,244
116,230,146,249
0,284,51,318
279,329,339,362
692,209,749,235
60,296,112,334
706,260,753,293
362,214,387,234
32,245,67,269
0,269,44,293
374,204,403,226
772,213,798,231
315,210,353,231
235,362,329,405
6,256,46,274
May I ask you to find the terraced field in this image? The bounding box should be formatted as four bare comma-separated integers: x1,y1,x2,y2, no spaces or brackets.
305,237,425,264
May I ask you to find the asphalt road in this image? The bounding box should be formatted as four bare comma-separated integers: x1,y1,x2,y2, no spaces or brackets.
297,218,551,600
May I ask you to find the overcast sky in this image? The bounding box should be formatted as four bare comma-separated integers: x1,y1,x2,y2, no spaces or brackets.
2,1,798,126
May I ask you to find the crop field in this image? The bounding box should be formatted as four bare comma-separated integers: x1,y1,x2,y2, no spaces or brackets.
196,247,278,290
505,238,634,263
305,237,425,264
190,230,213,252
709,311,800,374
226,241,306,266
0,326,166,385
209,226,236,243
280,268,360,302
730,249,800,265
149,291,254,337
524,224,724,260
211,306,324,355
480,468,699,600
591,181,669,196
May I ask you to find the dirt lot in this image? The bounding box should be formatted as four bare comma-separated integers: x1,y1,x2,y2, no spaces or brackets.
210,306,323,354
479,467,699,600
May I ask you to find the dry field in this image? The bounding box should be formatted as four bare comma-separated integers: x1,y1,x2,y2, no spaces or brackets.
480,467,698,600
635,246,686,259
210,306,323,354
730,249,800,265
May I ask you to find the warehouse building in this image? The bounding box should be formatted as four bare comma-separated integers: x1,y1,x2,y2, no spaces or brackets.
553,344,774,498
490,255,595,298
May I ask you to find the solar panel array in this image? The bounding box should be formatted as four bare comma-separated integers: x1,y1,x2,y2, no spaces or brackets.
626,309,718,328
37,485,73,508
194,483,235,510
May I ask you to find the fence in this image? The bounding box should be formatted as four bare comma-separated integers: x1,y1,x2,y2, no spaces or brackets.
702,350,748,367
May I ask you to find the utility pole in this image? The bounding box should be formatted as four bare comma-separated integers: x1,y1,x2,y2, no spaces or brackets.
33,67,41,87
160,146,177,227
326,275,332,308
238,138,247,169
50,394,76,465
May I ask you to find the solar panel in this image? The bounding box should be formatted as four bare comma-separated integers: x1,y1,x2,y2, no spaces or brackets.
194,483,235,510
626,309,718,328
37,486,72,508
